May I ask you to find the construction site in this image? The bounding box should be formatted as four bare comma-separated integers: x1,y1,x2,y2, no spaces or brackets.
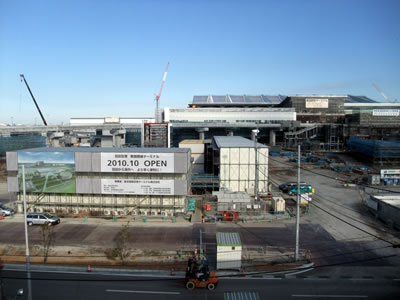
0,67,399,283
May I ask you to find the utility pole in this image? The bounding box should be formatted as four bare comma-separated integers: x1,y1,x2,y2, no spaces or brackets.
22,166,32,300
295,144,300,261
252,129,259,201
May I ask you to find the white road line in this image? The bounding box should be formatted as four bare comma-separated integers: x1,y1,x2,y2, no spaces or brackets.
226,277,282,280
106,289,181,295
4,268,182,278
285,268,314,276
292,295,368,298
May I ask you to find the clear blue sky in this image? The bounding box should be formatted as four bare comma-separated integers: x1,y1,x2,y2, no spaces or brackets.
1,0,399,124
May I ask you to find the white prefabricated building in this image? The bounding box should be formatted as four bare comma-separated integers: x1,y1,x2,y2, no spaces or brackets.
178,139,205,174
216,232,242,270
213,136,268,194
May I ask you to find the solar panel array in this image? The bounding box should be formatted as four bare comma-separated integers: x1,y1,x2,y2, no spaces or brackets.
192,95,286,105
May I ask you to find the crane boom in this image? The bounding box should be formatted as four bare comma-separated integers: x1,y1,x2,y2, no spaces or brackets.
154,62,170,123
19,74,48,126
372,82,392,103
155,62,170,101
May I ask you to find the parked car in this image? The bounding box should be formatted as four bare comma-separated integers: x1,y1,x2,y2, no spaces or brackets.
26,213,60,226
279,182,307,193
0,204,15,216
288,184,314,195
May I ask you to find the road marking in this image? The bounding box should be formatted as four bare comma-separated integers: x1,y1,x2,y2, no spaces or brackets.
285,268,314,276
227,277,282,280
4,268,183,278
292,295,367,298
106,289,181,295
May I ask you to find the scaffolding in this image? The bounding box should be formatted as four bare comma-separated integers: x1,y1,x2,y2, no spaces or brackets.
0,135,46,156
348,137,400,165
143,123,168,147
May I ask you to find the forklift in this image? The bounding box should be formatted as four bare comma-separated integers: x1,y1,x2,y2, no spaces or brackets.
185,250,219,290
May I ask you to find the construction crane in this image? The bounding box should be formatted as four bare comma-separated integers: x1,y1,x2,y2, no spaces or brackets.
20,74,48,126
372,82,392,103
154,62,170,123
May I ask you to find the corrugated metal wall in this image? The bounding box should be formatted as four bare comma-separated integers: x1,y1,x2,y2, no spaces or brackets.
220,147,268,193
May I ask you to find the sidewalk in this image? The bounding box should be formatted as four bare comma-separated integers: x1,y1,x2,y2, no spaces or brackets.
0,214,193,227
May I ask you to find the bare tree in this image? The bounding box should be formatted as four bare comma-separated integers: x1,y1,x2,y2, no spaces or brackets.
40,223,54,263
113,222,132,264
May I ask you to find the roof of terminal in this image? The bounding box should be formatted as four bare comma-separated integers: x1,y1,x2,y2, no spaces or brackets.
345,95,377,103
192,94,379,106
192,95,287,106
16,147,189,153
214,136,268,148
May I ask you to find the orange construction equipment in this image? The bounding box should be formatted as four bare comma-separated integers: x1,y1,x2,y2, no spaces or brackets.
185,257,219,291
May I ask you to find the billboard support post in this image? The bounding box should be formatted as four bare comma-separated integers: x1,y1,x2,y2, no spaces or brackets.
22,165,32,300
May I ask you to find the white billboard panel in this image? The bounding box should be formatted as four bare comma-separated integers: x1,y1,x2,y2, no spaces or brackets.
101,153,174,173
372,109,400,116
380,169,400,178
305,98,329,108
101,179,175,195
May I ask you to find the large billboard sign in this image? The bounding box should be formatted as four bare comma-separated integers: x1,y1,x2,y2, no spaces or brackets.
380,169,400,178
101,179,175,195
305,98,329,108
372,109,400,117
18,152,76,193
100,153,174,173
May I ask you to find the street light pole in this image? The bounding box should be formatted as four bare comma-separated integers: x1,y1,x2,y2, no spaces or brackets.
252,129,259,201
22,166,32,300
295,144,301,261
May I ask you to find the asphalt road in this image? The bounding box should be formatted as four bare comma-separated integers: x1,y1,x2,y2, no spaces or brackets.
1,269,399,300
1,221,398,268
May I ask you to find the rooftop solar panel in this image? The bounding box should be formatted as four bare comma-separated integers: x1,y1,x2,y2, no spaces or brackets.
192,96,208,103
245,96,263,103
230,96,245,103
212,96,228,103
263,95,285,104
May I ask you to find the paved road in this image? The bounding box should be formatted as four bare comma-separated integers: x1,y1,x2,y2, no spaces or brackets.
1,219,399,269
1,268,399,300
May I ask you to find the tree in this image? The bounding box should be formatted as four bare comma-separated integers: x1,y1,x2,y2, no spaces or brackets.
40,223,54,263
113,222,132,264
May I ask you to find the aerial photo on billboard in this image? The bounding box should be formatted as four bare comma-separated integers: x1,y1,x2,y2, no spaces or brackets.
18,152,76,193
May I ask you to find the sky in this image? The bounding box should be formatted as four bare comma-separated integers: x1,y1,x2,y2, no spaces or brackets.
0,0,399,125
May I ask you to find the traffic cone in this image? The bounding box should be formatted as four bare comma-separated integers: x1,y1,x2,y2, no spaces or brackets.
87,265,91,272
170,268,175,276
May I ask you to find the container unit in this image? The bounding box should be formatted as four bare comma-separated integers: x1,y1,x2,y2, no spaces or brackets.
212,191,252,212
367,195,400,229
210,136,268,194
271,196,285,213
216,232,242,270
179,139,206,174
368,174,381,185
6,147,191,216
